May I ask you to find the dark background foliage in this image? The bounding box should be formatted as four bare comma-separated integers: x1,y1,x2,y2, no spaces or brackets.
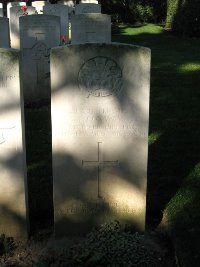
166,0,200,37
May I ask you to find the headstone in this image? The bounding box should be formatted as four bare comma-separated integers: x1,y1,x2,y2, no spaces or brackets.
57,0,74,13
20,15,61,103
71,14,111,44
43,4,69,43
51,43,151,236
80,0,98,3
0,48,27,238
10,6,36,49
0,18,10,48
31,1,48,14
7,2,26,18
0,3,3,17
75,3,101,14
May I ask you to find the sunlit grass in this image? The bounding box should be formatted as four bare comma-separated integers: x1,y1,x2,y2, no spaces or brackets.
119,24,164,36
178,62,200,73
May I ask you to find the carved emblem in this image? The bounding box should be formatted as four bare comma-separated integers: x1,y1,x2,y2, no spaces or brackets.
78,56,123,98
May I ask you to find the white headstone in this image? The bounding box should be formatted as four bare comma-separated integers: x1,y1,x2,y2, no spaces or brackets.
51,43,151,236
43,4,69,43
80,0,98,3
75,3,101,14
0,3,3,17
10,6,36,49
0,18,10,48
71,14,111,44
20,15,61,103
31,1,48,14
0,48,28,238
7,2,26,18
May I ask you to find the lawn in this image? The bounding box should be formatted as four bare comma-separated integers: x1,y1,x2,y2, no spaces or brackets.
113,23,200,266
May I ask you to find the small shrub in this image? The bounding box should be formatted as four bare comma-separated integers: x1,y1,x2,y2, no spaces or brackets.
38,221,166,266
134,4,154,22
0,234,15,256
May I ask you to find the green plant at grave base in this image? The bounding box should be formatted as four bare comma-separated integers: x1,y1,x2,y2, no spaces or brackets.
37,221,165,266
0,234,15,256
163,163,200,266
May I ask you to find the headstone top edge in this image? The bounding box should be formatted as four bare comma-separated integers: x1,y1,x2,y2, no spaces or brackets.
0,17,9,20
51,42,151,53
19,14,61,20
74,13,107,17
0,48,20,53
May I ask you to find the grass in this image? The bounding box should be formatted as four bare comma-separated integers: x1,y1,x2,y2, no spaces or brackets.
113,23,200,266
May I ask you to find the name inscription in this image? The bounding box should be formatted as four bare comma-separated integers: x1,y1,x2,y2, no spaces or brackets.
57,201,136,215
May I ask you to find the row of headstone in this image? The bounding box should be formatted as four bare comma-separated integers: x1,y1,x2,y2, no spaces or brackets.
1,8,110,49
0,1,151,238
0,42,150,237
4,0,100,18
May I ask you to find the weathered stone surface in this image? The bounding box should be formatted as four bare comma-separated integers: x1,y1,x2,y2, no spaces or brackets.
75,3,101,14
0,48,27,238
20,15,60,103
0,17,10,48
51,43,151,236
71,14,111,44
10,6,36,49
43,4,69,42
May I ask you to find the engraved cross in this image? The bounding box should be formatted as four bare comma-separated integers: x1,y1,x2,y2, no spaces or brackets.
82,142,119,199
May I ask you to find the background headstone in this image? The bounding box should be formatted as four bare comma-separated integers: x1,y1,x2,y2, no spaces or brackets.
71,14,111,44
7,2,26,18
80,0,98,3
51,43,151,236
31,1,48,14
20,15,61,103
0,48,28,238
43,4,69,42
57,0,74,13
0,17,10,48
75,3,101,14
10,6,36,49
0,3,3,17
